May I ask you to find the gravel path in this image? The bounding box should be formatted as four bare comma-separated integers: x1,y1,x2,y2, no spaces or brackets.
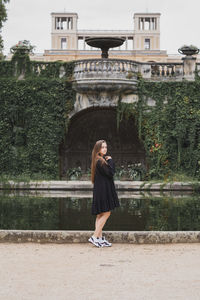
0,242,200,300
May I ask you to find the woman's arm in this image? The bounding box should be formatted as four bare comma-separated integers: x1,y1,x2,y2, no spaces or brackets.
107,158,115,173
96,159,115,178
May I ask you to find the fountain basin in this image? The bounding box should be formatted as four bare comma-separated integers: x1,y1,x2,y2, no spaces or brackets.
85,37,126,58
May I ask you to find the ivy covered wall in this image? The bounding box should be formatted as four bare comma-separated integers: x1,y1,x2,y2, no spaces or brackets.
117,78,200,180
0,76,75,178
0,57,200,180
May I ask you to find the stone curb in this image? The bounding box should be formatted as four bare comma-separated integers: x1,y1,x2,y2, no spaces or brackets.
0,180,199,191
0,230,200,244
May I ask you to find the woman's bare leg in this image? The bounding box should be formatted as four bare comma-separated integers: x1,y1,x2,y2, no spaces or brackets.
93,211,111,238
94,213,103,238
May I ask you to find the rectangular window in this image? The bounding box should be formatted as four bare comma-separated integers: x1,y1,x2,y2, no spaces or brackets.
61,17,67,30
78,37,84,50
61,38,67,49
144,18,150,30
144,38,150,50
127,37,133,50
55,17,73,30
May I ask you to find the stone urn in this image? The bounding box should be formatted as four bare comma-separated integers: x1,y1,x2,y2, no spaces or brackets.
10,40,35,58
11,47,31,58
178,45,199,56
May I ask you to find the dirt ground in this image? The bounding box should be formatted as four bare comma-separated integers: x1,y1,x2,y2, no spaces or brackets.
0,242,200,300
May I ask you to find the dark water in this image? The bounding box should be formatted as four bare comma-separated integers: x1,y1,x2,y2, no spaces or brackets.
0,191,200,231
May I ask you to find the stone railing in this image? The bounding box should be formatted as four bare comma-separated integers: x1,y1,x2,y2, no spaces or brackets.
0,58,196,83
72,59,139,92
0,60,74,79
73,59,185,84
73,59,138,79
139,62,184,80
151,63,183,78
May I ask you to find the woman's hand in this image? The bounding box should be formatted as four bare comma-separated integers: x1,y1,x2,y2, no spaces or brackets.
105,156,112,160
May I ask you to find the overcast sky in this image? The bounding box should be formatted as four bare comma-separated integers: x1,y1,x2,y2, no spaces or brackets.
1,0,200,55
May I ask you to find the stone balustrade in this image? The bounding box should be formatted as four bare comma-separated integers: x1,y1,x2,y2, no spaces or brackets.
150,62,183,78
73,59,138,79
0,60,74,79
138,62,184,80
0,58,196,83
72,59,187,92
72,59,139,92
30,60,185,81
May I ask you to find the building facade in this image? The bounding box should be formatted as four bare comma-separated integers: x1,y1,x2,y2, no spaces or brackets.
6,11,199,63
43,12,169,62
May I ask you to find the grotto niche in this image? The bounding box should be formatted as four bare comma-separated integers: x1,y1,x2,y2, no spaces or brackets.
59,107,146,179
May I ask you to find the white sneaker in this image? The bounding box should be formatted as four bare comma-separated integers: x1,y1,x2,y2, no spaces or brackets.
99,236,112,247
88,236,103,248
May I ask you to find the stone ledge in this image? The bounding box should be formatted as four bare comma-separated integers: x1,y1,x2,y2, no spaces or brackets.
0,230,200,244
0,180,198,191
0,189,193,198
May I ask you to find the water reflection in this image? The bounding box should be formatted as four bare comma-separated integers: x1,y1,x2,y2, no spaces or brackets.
0,191,199,231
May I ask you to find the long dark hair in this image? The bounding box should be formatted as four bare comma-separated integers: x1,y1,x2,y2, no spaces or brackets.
91,140,108,183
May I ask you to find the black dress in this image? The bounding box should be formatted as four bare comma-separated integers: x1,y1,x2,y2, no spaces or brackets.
91,157,120,215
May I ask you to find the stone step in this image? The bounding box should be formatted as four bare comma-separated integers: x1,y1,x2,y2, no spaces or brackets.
0,180,196,190
0,230,200,244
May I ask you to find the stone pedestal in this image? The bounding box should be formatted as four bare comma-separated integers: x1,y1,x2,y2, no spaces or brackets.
182,56,196,81
138,64,151,79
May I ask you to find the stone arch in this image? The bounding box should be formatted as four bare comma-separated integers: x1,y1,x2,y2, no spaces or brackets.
59,106,146,178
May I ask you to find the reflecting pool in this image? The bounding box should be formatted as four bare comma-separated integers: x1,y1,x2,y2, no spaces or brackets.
0,191,199,231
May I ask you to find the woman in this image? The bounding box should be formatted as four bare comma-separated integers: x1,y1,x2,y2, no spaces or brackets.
88,139,120,248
